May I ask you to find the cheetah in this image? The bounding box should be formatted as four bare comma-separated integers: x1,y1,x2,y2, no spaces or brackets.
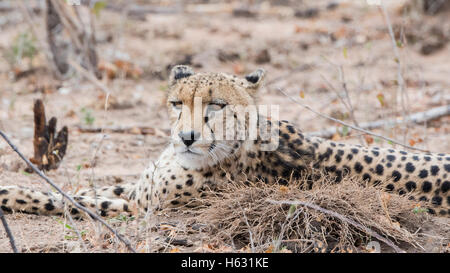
0,65,449,219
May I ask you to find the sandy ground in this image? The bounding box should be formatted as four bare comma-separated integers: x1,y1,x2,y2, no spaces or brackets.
0,0,449,252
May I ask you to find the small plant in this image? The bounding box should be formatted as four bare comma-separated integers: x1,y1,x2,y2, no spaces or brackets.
413,206,428,214
3,31,38,69
80,107,95,125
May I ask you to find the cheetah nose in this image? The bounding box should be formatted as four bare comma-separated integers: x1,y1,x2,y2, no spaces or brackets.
178,130,200,147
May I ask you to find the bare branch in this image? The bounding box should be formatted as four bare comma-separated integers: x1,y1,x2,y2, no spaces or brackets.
308,105,450,139
0,207,19,253
0,130,136,253
276,88,432,153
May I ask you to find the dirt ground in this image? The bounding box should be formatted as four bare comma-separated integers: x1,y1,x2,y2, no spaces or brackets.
0,0,449,252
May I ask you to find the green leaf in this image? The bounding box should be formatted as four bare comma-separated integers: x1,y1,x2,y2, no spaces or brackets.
341,126,349,137
288,204,297,218
343,47,348,58
92,1,106,17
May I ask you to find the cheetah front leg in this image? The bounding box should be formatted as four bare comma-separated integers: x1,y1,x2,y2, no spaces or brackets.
77,183,136,200
0,185,132,218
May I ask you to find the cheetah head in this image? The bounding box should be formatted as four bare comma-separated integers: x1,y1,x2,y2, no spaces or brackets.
167,65,266,169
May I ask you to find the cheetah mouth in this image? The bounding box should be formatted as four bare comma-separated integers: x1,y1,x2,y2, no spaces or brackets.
183,149,202,156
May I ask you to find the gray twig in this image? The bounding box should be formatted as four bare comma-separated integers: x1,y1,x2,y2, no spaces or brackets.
0,206,19,253
276,88,430,153
0,130,136,253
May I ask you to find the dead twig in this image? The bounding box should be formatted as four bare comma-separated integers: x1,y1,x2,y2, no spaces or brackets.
0,207,19,253
276,87,431,152
308,104,450,139
76,125,170,137
380,1,411,144
0,130,136,253
267,199,405,253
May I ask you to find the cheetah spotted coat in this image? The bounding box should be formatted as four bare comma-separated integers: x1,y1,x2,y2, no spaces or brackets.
0,66,449,218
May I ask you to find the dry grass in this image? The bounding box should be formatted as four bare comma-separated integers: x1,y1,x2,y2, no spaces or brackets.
181,174,448,253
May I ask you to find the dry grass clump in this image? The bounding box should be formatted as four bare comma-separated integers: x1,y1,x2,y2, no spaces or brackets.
193,174,434,253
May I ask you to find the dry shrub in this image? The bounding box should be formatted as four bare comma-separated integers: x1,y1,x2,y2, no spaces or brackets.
191,174,436,253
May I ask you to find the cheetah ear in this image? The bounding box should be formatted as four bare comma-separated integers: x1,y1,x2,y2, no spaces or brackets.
244,68,265,91
169,65,195,87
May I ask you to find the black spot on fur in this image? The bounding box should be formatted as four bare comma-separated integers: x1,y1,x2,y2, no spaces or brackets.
405,181,416,192
101,201,111,210
391,171,402,182
441,181,449,193
113,186,124,196
418,169,428,179
364,156,373,164
362,173,371,182
386,184,395,191
386,155,396,162
1,206,12,213
16,199,27,204
354,162,363,173
372,150,379,156
334,154,342,163
70,208,79,215
405,162,415,173
286,125,295,133
431,196,442,206
186,179,194,186
444,164,450,172
375,164,384,175
430,165,439,176
0,190,8,195
422,181,432,193
45,203,55,211
351,148,359,154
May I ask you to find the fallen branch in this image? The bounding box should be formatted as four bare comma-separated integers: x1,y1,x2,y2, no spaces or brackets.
277,88,432,153
267,199,405,253
0,207,18,253
0,130,136,253
308,105,450,139
76,125,170,137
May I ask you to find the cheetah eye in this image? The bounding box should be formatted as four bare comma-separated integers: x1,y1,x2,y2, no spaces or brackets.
170,101,182,110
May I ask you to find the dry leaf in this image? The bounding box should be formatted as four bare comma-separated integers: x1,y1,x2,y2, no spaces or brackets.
332,133,341,141
299,90,305,98
365,135,374,144
279,185,289,194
